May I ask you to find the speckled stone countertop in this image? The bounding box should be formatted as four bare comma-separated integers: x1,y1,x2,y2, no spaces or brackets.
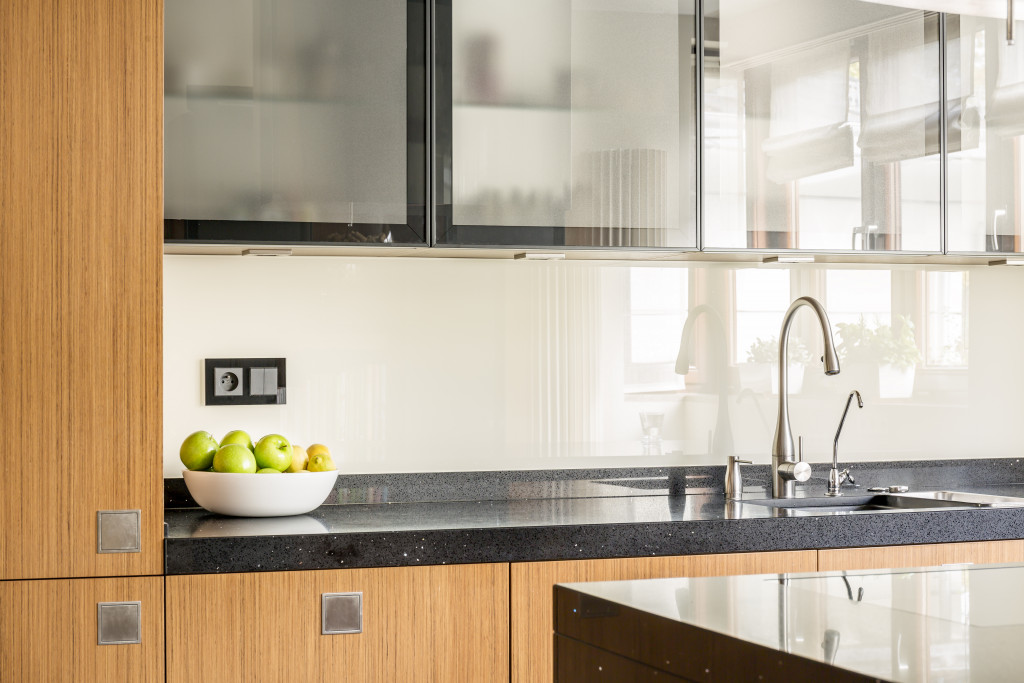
164,459,1024,575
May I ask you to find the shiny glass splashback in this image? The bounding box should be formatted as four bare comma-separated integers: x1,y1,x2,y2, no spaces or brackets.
164,0,427,245
704,0,943,253
164,257,1023,476
436,0,698,248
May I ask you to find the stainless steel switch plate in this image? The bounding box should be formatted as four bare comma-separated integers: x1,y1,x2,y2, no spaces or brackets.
97,601,141,645
322,592,362,634
97,510,141,553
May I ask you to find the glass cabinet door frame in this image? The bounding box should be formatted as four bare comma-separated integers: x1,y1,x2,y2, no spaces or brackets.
431,0,701,251
163,0,431,248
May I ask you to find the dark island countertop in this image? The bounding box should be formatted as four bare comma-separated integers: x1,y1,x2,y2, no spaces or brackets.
555,562,1024,681
163,461,1024,574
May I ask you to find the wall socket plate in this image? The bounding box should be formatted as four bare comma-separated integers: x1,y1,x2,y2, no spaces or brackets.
204,358,286,405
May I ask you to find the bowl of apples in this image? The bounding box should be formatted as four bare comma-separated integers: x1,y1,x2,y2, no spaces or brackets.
179,430,338,517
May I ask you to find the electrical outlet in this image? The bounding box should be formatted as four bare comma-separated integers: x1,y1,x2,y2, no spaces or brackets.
213,367,244,397
205,358,287,405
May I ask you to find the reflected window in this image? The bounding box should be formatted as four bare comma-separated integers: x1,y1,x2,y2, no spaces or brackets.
626,268,688,390
924,271,968,367
733,269,791,364
825,270,892,328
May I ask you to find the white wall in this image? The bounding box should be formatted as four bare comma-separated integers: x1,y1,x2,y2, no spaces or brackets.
163,255,1024,477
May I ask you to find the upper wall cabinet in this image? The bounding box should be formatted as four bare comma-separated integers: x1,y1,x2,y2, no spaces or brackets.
946,11,1024,253
434,0,698,249
164,0,428,246
703,0,944,254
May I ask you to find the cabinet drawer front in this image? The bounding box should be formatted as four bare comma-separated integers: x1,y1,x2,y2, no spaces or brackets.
0,577,164,682
166,563,509,683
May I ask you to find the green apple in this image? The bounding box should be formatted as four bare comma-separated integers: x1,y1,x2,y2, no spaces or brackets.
213,443,258,473
256,467,281,474
221,429,254,452
180,430,219,471
254,434,292,472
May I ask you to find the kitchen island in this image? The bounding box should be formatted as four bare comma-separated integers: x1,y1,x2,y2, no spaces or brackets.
555,562,1024,682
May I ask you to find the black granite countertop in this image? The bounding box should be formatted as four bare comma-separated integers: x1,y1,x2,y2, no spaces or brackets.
164,460,1024,574
556,562,1024,681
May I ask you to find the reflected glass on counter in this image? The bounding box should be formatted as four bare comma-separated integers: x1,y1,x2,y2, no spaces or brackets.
704,0,942,253
438,0,698,248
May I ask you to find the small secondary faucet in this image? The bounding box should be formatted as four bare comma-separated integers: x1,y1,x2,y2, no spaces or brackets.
827,390,863,496
773,296,841,498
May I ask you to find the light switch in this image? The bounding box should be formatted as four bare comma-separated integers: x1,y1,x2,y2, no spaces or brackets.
250,368,264,395
260,368,278,396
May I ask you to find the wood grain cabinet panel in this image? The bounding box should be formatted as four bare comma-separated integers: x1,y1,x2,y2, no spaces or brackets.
166,563,510,683
510,551,816,683
818,540,1024,571
0,0,163,580
0,576,164,682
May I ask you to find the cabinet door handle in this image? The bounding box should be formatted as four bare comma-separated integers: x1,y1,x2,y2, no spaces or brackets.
322,592,362,634
97,510,141,553
97,601,141,645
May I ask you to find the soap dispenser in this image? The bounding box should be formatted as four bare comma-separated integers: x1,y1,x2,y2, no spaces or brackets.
725,456,752,500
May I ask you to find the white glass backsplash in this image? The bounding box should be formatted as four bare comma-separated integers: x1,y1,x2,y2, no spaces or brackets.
164,255,1024,477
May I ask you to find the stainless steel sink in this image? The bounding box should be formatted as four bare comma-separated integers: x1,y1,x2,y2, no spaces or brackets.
743,491,1024,516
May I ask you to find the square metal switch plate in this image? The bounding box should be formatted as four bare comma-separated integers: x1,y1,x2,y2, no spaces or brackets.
97,601,141,645
322,592,362,634
97,510,141,554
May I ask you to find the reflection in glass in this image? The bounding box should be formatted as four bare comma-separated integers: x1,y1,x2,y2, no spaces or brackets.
704,1,942,252
444,0,697,247
164,0,420,243
947,15,1024,252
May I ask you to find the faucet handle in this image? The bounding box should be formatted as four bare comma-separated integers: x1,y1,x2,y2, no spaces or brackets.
778,460,812,483
798,436,803,462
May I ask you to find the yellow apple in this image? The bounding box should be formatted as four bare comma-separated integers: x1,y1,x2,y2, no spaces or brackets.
287,445,309,473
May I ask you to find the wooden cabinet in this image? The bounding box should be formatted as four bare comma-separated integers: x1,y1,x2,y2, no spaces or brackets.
510,550,816,683
818,540,1024,571
0,0,163,580
0,576,164,682
166,563,509,683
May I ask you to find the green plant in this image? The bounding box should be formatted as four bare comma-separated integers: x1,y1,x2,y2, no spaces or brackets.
745,336,812,365
835,315,922,371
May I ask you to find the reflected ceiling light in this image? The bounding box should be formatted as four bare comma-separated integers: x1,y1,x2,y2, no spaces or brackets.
513,252,566,260
763,255,814,264
988,258,1024,266
242,248,292,256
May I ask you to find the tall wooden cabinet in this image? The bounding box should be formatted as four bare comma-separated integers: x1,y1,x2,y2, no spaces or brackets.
0,0,163,678
0,0,163,581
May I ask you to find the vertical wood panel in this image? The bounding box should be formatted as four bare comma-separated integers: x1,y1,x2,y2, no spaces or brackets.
818,540,1024,572
0,0,163,579
0,576,164,682
510,551,816,683
166,564,510,683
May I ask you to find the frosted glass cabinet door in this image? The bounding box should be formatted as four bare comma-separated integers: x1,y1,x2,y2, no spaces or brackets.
704,0,943,254
435,0,698,249
164,0,427,246
946,13,1024,253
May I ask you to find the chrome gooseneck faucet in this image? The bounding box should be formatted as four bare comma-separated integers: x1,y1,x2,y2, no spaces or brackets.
828,390,863,496
773,296,841,498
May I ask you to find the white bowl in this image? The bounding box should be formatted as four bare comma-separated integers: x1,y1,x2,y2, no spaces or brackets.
182,469,339,517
